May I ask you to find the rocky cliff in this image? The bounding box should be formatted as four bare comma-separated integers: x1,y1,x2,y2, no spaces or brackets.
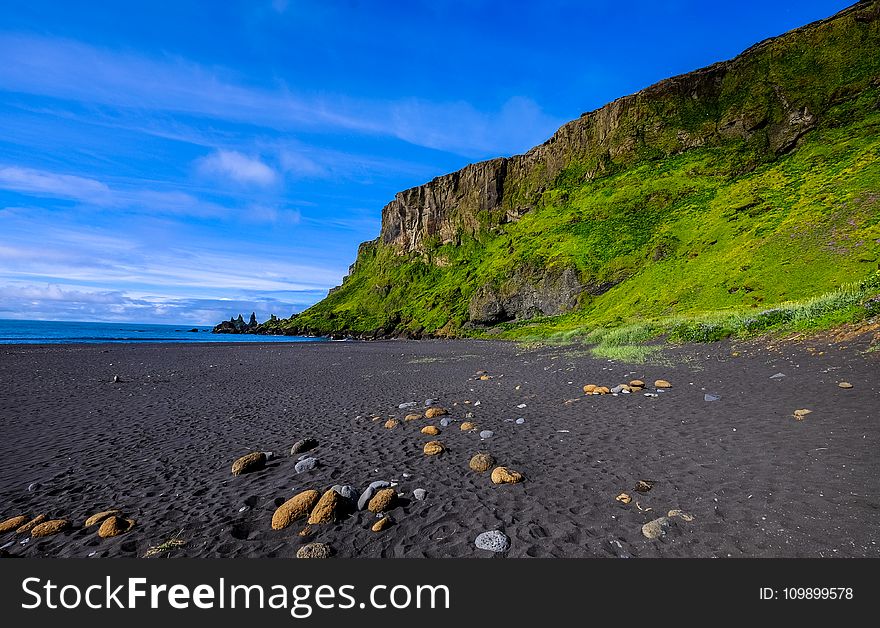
256,1,880,339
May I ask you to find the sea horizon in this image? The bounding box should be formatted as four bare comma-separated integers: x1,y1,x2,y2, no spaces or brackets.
0,318,325,344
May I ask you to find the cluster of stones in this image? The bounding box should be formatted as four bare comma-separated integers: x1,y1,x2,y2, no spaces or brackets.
0,508,136,542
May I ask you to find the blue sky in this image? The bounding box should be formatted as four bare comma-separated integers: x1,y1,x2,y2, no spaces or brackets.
0,0,852,324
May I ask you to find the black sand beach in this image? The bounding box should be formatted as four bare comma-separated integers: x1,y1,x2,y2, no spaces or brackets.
0,334,878,558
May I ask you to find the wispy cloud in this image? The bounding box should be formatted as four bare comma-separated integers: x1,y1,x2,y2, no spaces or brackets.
0,166,111,203
196,150,278,186
0,281,320,324
0,33,563,158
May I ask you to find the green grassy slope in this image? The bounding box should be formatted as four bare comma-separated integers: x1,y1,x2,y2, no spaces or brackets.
267,3,880,340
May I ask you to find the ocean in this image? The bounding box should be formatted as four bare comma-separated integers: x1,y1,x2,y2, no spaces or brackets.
0,319,327,344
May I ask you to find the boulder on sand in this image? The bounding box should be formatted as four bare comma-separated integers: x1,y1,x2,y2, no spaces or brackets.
367,488,396,513
290,438,318,455
469,453,495,473
97,516,135,538
85,510,122,527
0,515,28,533
491,467,523,485
425,407,448,419
30,519,70,538
421,425,440,435
296,542,331,559
231,452,266,476
423,440,445,456
308,489,341,525
272,490,321,530
15,514,46,535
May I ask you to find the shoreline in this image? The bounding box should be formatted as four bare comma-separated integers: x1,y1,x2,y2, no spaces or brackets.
1,337,877,558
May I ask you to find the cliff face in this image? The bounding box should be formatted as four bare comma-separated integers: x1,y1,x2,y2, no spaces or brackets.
377,1,874,256
264,1,880,338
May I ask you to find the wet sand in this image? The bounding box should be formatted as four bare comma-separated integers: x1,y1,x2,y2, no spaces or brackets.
0,335,877,558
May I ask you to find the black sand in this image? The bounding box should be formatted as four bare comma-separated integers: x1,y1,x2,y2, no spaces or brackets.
0,336,877,558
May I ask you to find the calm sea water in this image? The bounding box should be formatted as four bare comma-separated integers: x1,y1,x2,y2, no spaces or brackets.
0,319,327,344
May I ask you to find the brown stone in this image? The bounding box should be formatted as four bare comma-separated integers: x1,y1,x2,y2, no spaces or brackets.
384,418,399,429
231,451,266,476
629,380,645,388
838,382,853,389
425,407,448,419
97,516,135,538
583,384,597,394
15,514,46,535
491,467,524,485
307,489,340,524
479,375,490,381
371,516,392,532
654,379,672,388
460,421,476,431
296,542,331,559
30,519,70,538
594,386,611,394
367,488,396,513
404,413,422,421
469,453,495,473
423,440,445,456
85,510,121,527
272,490,321,530
793,409,812,420
0,515,28,533
634,480,655,493
421,425,440,435
642,517,670,539
616,493,632,504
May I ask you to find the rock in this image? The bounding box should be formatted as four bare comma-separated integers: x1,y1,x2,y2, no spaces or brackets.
610,384,630,394
384,419,399,429
479,430,494,439
331,485,358,501
423,440,445,456
641,517,670,540
398,402,418,409
97,516,135,538
413,489,427,501
479,375,490,381
704,394,720,402
469,453,495,473
515,418,525,424
474,530,510,553
583,384,597,394
421,425,440,435
654,380,672,388
296,542,331,559
357,481,391,510
290,438,318,455
440,418,451,427
425,407,448,419
616,493,632,504
372,516,392,532
294,457,318,473
0,515,28,533
838,382,853,389
793,409,812,420
308,489,340,524
404,413,422,422
593,386,611,395
634,480,655,493
770,373,786,379
272,490,321,530
424,399,436,406
460,421,476,431
15,514,46,534
667,509,695,522
629,380,645,388
27,482,40,493
85,510,121,527
231,451,266,476
491,467,523,484
112,375,121,383
30,519,70,538
367,488,396,513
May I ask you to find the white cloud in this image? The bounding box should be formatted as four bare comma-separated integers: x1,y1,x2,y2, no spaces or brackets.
196,150,278,186
0,34,564,158
0,166,111,203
